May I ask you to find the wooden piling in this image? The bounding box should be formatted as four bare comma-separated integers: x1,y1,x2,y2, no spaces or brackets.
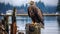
25,23,41,34
10,7,17,34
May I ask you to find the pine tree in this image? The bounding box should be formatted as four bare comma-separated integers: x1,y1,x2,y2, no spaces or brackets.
57,0,60,11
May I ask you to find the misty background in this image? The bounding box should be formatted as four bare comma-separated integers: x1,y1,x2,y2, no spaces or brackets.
0,0,58,14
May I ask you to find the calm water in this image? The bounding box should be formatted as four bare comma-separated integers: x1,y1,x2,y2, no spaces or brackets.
8,16,60,34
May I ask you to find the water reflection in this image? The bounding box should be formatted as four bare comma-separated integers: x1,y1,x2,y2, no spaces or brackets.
41,16,59,34
57,16,60,33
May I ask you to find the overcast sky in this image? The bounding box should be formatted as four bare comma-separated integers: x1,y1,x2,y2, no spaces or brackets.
0,0,58,6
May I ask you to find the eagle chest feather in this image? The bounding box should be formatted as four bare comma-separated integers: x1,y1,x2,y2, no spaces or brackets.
29,6,37,17
28,6,41,23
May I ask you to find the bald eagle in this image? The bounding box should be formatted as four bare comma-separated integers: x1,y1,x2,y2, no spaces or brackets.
28,5,44,25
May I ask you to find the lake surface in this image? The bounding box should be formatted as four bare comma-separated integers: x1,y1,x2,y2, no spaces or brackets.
8,16,60,34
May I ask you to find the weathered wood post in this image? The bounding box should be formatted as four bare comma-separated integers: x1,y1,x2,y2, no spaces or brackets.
0,20,3,34
3,15,9,34
0,18,8,34
11,7,17,34
25,23,41,34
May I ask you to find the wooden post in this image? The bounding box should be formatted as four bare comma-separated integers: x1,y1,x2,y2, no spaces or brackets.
4,15,9,34
25,23,41,34
0,20,3,34
0,19,8,34
11,7,17,34
1,16,9,34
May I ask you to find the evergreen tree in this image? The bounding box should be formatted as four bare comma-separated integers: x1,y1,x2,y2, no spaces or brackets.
57,0,60,11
